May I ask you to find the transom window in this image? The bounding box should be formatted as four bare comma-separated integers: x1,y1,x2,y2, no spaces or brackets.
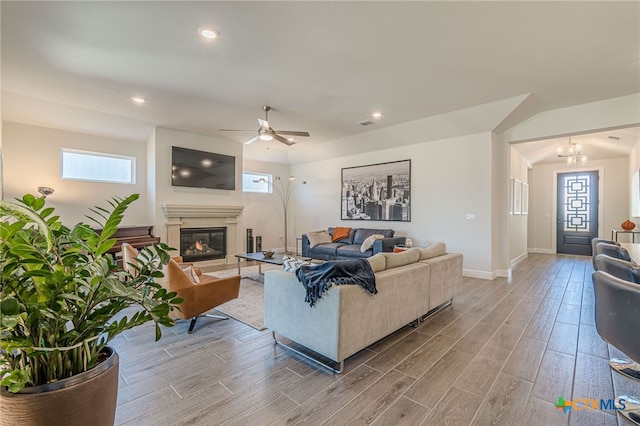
243,172,272,193
61,148,135,184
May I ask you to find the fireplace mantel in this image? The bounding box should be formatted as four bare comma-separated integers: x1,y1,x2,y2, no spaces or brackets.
162,204,243,219
162,204,244,266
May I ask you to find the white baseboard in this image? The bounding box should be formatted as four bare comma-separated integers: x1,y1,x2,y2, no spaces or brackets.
528,248,555,254
510,252,528,268
463,269,494,280
494,269,512,279
463,268,512,280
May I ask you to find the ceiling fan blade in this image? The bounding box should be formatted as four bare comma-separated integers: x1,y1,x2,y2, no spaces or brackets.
274,130,310,137
273,133,295,146
258,118,270,131
219,129,255,132
244,135,260,145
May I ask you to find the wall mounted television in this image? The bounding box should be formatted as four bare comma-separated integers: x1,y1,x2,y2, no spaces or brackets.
171,146,236,190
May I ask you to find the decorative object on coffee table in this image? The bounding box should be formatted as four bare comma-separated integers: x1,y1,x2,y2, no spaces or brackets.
262,249,275,258
255,235,262,252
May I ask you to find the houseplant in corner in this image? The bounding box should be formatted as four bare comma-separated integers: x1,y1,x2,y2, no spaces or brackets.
0,193,181,426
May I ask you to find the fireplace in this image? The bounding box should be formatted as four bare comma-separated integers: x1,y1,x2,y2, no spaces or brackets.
163,204,244,265
180,227,226,262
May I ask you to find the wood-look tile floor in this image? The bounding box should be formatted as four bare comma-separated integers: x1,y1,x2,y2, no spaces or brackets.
111,254,640,425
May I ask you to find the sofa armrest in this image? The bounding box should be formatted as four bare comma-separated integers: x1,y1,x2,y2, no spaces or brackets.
420,252,463,310
373,236,406,254
301,234,311,257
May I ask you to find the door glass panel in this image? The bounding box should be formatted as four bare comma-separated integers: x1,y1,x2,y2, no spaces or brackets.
563,174,591,232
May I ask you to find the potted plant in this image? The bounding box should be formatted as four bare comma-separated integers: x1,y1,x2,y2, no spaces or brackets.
0,193,181,425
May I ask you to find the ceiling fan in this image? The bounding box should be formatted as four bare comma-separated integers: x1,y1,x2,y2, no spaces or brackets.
219,105,310,146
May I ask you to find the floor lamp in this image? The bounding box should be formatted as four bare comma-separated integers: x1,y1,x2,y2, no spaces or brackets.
255,176,307,254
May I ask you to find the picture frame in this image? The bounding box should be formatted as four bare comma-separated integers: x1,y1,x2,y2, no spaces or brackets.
509,178,515,214
632,170,640,217
513,178,522,215
341,159,411,221
521,182,529,215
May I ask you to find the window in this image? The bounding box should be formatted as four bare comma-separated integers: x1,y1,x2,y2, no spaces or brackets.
61,148,135,184
242,172,272,193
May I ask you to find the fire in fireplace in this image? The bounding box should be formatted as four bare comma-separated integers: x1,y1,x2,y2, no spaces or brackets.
180,227,226,262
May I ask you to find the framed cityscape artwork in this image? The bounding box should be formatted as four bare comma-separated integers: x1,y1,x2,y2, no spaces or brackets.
341,159,411,221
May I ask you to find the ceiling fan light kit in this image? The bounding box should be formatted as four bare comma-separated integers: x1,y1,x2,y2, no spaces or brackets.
220,105,310,146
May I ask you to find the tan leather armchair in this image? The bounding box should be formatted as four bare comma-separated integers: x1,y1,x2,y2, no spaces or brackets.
121,243,241,333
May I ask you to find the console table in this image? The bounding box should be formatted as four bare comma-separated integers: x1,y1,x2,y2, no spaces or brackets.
611,228,640,243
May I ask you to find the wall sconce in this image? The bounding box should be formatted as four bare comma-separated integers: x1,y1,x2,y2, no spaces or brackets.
37,187,55,198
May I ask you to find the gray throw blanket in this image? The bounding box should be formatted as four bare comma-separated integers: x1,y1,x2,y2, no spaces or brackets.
295,259,377,307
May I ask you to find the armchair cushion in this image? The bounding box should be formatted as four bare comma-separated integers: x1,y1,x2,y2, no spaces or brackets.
180,265,200,283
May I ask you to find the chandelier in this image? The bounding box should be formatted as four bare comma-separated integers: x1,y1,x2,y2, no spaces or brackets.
557,137,587,167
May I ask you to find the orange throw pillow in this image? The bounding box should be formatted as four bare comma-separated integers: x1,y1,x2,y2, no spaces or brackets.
393,246,407,253
332,227,352,242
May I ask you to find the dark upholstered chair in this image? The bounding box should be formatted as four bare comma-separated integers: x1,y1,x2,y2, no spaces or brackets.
594,254,640,284
592,270,640,423
121,243,240,333
594,242,632,263
591,238,619,269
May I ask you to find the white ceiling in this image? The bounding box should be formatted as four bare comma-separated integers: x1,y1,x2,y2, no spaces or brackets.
2,1,639,164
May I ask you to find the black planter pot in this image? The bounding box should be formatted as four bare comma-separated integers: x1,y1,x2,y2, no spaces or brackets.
0,346,119,426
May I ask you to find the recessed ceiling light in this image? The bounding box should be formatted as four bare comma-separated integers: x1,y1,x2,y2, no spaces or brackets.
372,111,383,119
287,137,295,142
131,96,146,104
199,27,219,40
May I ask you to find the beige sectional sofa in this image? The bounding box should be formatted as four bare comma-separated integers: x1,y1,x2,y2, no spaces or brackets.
263,244,463,372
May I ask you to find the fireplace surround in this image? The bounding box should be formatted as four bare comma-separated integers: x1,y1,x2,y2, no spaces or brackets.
163,204,244,265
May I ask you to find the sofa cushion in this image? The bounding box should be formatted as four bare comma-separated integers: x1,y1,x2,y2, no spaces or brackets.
328,227,355,244
336,245,371,258
419,242,447,260
353,228,395,245
308,230,332,248
381,248,420,269
332,227,352,242
309,242,344,256
367,253,386,272
360,234,385,252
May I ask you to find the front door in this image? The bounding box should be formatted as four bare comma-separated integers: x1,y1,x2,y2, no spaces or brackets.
557,171,599,255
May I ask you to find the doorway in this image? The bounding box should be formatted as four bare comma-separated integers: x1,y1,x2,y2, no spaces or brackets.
557,171,599,255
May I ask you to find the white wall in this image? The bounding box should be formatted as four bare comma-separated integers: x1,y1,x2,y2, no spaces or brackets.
290,132,495,277
528,157,628,251
629,138,640,222
150,127,243,245
241,159,291,251
2,122,148,225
